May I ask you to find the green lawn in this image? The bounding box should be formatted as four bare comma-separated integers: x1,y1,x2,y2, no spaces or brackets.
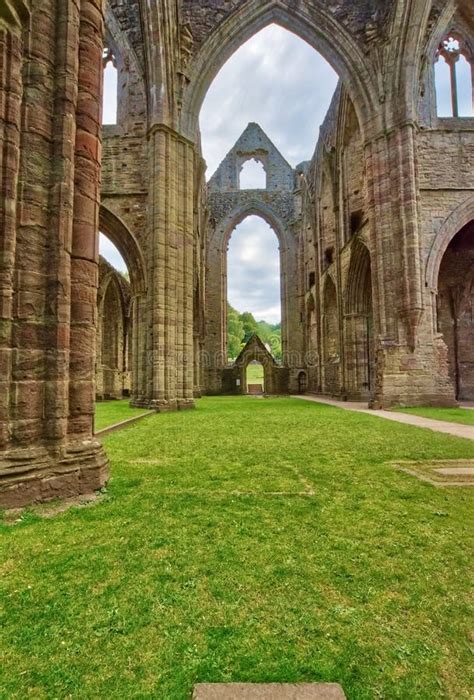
395,406,474,427
1,397,473,699
95,399,149,432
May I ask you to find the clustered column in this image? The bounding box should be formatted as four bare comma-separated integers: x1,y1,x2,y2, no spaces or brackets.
146,124,195,410
0,0,108,508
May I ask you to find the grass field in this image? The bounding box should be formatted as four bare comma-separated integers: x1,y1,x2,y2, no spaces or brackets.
1,397,473,698
246,362,264,384
395,406,474,427
95,399,149,432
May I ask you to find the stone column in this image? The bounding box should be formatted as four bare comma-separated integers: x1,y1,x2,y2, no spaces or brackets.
0,20,22,452
131,293,147,405
365,123,455,407
146,124,195,410
0,0,108,508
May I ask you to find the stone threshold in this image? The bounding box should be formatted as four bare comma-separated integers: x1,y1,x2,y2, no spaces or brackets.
192,683,346,699
95,410,155,437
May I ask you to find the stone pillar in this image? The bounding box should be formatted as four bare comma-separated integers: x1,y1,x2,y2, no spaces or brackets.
366,123,455,407
131,293,147,405
0,0,108,508
0,19,22,452
145,124,195,410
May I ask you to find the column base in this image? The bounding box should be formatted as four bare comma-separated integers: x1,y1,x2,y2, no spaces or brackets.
0,440,109,509
131,398,196,412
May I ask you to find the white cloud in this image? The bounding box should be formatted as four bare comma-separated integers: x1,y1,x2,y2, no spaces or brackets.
227,216,281,324
201,24,338,323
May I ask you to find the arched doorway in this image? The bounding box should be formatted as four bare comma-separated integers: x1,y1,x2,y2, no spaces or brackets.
322,276,340,395
227,215,281,358
344,240,374,400
437,221,474,400
98,206,147,405
97,268,130,400
298,371,308,394
246,361,265,394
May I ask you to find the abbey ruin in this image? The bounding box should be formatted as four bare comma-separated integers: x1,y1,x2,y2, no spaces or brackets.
0,0,473,507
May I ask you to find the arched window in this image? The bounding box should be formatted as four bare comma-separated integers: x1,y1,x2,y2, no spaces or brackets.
435,34,473,118
102,47,118,125
239,158,267,189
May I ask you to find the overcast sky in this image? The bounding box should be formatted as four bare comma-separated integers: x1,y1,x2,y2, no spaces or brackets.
100,26,338,324
100,26,471,325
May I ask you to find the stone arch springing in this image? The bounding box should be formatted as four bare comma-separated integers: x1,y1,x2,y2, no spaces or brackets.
426,195,474,293
344,239,375,399
99,205,146,296
178,0,379,141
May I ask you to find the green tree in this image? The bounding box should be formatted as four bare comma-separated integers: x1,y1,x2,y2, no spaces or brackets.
227,303,244,360
240,311,259,343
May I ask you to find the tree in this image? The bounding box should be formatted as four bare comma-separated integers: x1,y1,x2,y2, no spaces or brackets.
240,311,259,343
227,303,244,359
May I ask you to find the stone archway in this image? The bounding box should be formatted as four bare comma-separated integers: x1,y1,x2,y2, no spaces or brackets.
99,205,147,405
178,0,379,140
436,221,474,400
344,239,375,400
322,275,340,395
205,200,292,394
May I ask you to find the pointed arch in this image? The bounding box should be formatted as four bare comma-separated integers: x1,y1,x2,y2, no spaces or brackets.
345,238,372,315
426,195,474,291
177,0,379,140
213,199,288,253
99,205,147,295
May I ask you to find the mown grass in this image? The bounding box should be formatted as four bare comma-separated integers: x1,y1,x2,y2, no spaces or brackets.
95,399,149,432
395,406,474,427
1,397,473,699
246,363,264,384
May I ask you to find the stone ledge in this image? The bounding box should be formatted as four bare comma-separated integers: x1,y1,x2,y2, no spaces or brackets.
192,684,346,699
95,411,154,437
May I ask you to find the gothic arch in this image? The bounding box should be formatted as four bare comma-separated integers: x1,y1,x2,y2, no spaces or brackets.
213,200,288,253
345,239,373,314
178,0,379,140
99,205,147,295
426,195,474,291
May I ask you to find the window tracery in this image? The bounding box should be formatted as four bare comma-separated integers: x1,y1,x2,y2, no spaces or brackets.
435,33,473,117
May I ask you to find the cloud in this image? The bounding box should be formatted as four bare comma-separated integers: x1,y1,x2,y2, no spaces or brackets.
201,24,338,323
200,24,338,176
227,216,281,324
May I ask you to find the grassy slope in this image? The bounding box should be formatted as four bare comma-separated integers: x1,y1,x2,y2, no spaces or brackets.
1,397,473,699
95,399,148,431
395,406,474,427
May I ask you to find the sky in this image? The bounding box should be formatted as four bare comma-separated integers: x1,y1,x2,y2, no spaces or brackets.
99,25,472,325
100,25,339,321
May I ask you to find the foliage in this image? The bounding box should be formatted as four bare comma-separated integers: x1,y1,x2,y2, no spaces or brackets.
227,304,245,359
1,397,473,699
227,304,282,360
